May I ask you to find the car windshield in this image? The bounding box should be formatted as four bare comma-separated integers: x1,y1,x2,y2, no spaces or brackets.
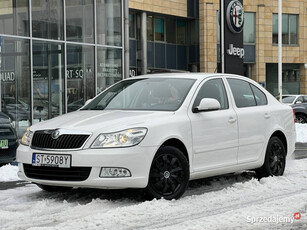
82,78,195,111
282,96,296,104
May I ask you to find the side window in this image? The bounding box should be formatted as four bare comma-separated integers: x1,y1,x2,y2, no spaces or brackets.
303,96,307,103
193,78,229,110
250,84,268,106
227,78,256,108
296,96,303,103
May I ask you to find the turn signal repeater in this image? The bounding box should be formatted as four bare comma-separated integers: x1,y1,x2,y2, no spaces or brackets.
100,167,131,177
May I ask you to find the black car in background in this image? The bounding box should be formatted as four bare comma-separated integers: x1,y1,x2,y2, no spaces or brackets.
0,112,18,166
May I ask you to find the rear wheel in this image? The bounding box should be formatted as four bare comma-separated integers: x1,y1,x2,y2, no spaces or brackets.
296,114,307,124
257,137,286,178
36,184,72,192
146,146,189,200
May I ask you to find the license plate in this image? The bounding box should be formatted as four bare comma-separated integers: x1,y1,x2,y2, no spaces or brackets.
0,140,8,149
32,153,71,168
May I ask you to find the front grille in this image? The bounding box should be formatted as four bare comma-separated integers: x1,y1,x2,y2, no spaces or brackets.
23,164,91,181
0,127,14,137
31,131,90,149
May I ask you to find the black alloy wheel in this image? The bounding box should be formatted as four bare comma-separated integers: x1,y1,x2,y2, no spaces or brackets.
257,137,286,178
146,146,189,200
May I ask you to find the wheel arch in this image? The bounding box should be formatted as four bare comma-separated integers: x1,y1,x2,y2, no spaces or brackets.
270,130,288,155
160,138,190,163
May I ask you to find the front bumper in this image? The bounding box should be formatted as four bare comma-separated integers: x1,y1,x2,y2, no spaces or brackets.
16,144,157,189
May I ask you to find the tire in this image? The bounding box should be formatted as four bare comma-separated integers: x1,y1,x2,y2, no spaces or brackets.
146,146,189,200
296,114,307,124
36,184,72,192
256,137,286,178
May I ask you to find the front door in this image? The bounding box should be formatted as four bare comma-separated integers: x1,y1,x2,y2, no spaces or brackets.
188,78,238,172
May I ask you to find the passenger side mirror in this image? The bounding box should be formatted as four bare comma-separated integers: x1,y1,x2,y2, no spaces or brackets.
295,101,302,104
193,98,221,113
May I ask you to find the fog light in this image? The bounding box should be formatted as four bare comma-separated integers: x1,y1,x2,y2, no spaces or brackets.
100,167,131,178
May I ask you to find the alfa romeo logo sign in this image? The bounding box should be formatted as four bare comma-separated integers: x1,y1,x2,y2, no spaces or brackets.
226,0,244,33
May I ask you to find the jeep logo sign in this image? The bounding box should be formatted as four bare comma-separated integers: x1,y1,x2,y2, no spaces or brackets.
220,0,244,75
227,44,245,59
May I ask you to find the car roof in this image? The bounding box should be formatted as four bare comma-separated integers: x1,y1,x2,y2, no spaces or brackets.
127,72,243,80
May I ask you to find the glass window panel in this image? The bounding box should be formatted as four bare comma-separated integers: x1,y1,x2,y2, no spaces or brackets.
129,14,135,38
67,45,95,112
272,14,298,45
243,12,255,43
0,38,30,138
166,18,176,44
177,19,186,44
147,16,154,41
66,0,94,43
155,18,164,41
273,13,284,44
96,0,122,46
32,0,63,40
97,47,122,94
0,0,29,36
193,79,229,110
282,14,289,44
289,15,298,45
227,78,256,108
250,84,267,106
32,41,64,123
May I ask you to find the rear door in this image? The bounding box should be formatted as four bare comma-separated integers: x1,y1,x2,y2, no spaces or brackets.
226,78,270,164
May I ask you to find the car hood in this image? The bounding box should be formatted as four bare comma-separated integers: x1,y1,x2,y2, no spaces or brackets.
30,110,174,134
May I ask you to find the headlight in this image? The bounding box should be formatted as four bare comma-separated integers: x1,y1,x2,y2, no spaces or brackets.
8,117,15,129
91,128,147,148
21,128,33,146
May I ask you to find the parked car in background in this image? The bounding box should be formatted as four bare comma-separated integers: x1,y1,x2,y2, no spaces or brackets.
0,112,18,166
17,73,296,199
277,95,307,123
279,94,307,105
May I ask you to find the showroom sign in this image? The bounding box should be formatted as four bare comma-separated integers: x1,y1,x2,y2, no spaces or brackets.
220,0,244,75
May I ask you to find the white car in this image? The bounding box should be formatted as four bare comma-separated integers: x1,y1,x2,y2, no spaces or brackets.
17,73,296,199
279,94,307,105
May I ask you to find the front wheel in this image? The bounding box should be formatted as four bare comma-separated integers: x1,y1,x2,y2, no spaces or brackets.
146,146,189,200
257,137,286,178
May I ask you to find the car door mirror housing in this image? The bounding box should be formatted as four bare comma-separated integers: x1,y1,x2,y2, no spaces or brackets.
296,101,302,104
193,98,221,113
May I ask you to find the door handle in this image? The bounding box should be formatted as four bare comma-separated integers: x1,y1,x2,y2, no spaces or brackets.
228,117,237,123
264,113,271,119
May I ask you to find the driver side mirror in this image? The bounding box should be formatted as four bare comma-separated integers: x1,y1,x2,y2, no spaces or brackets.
295,101,302,104
193,98,221,113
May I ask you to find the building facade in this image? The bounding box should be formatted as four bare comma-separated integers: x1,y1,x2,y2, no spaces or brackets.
0,0,124,137
0,0,307,137
129,0,307,96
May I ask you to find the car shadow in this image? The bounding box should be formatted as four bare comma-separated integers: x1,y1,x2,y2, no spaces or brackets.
29,171,257,203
